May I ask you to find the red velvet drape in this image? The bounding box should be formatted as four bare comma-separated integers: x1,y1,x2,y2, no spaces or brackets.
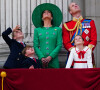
0,68,100,90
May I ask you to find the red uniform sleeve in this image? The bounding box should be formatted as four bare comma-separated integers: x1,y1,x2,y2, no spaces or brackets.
62,24,74,51
88,20,97,51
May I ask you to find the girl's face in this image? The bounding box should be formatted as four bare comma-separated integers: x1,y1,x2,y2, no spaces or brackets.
74,36,84,45
42,10,53,20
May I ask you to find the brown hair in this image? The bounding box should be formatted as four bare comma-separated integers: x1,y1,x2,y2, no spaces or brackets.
22,45,32,56
74,35,84,43
41,10,53,26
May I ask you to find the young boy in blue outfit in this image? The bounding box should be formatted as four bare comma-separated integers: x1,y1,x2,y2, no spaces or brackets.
2,25,26,69
22,45,41,69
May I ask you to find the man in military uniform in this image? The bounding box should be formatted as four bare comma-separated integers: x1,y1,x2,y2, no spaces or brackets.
62,2,97,66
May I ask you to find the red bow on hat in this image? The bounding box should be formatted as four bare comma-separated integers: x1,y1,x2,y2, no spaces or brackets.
77,51,86,59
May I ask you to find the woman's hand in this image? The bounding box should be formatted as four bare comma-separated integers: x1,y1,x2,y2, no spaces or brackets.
41,56,52,68
46,56,52,63
41,58,48,68
41,58,47,64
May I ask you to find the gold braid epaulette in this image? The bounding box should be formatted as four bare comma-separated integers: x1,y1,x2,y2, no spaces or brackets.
64,21,82,43
64,22,77,31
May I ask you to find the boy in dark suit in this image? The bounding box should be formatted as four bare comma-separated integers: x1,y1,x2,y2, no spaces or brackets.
2,25,26,69
22,45,41,69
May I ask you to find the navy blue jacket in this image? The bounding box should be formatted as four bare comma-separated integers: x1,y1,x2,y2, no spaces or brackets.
22,57,41,68
2,27,26,69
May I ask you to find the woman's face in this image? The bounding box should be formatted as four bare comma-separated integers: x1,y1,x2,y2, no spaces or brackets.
42,10,53,20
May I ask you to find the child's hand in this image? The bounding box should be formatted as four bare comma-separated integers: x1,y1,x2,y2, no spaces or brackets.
13,25,21,32
29,65,34,69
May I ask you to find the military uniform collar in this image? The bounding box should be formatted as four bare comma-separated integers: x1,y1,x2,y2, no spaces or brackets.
73,16,83,22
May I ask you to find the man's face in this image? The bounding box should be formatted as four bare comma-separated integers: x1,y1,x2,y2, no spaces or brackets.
25,47,35,57
14,30,24,40
69,2,81,15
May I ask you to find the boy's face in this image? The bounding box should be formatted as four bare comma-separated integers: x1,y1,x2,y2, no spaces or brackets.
25,47,35,57
74,36,84,45
13,30,24,40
